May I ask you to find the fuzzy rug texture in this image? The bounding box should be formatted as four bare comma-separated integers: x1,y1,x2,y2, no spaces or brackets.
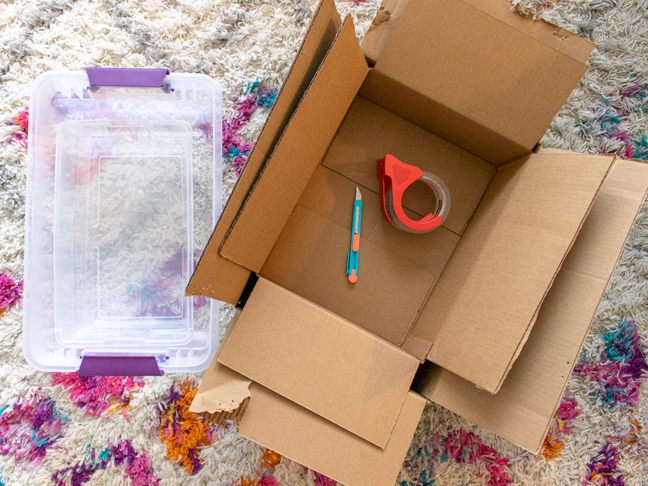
1,0,648,485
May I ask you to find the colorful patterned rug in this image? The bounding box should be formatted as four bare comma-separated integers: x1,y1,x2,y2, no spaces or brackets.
1,0,648,485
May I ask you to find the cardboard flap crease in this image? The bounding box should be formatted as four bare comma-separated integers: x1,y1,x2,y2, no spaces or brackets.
417,150,615,392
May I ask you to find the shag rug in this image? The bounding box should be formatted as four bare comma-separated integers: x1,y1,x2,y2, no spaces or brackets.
1,0,648,485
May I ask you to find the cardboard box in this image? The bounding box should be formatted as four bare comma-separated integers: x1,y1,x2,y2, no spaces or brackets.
188,0,648,484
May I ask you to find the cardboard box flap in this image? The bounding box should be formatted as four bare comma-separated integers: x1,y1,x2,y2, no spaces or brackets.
186,0,342,304
371,0,594,164
412,149,616,393
239,388,426,486
191,348,426,486
414,158,648,452
220,17,369,273
217,278,420,448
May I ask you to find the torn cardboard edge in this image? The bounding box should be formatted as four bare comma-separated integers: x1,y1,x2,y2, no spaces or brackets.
198,397,250,428
188,309,252,417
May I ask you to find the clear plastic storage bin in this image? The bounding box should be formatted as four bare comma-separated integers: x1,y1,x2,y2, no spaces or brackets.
24,68,222,375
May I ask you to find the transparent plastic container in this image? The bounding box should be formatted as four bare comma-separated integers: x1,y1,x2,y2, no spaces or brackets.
23,69,222,375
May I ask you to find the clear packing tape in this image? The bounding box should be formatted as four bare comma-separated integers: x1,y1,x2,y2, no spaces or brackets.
378,154,451,233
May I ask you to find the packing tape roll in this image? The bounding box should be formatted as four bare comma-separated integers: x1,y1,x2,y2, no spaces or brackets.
378,155,451,234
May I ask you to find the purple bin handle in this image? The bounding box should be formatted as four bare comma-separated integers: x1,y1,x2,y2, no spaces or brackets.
78,356,165,376
86,67,170,88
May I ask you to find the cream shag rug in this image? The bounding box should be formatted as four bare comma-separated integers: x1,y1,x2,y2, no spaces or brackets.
1,0,648,485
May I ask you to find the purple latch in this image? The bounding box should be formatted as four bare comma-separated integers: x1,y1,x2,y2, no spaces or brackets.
78,356,165,376
86,67,170,88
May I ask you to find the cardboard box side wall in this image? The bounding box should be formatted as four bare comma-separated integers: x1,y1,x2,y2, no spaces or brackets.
358,70,530,165
322,96,495,236
415,158,648,452
220,18,369,273
186,0,342,303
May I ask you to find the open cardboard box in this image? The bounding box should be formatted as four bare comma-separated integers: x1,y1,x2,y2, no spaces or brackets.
188,0,648,484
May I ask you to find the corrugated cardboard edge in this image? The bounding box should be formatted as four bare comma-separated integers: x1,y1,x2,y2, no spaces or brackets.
186,0,342,304
198,397,251,428
525,158,648,451
219,16,369,272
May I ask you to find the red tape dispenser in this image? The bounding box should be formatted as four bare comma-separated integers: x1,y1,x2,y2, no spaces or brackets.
378,154,451,233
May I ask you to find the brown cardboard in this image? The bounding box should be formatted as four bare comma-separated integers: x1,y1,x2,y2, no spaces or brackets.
323,96,494,235
417,150,615,393
261,205,435,345
220,18,369,273
192,354,425,486
358,69,531,165
362,0,593,67
361,0,411,64
217,278,420,448
191,313,426,486
260,165,459,345
186,0,342,304
238,388,426,486
373,0,594,163
415,158,648,452
187,0,648,473
189,311,252,416
461,0,594,61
